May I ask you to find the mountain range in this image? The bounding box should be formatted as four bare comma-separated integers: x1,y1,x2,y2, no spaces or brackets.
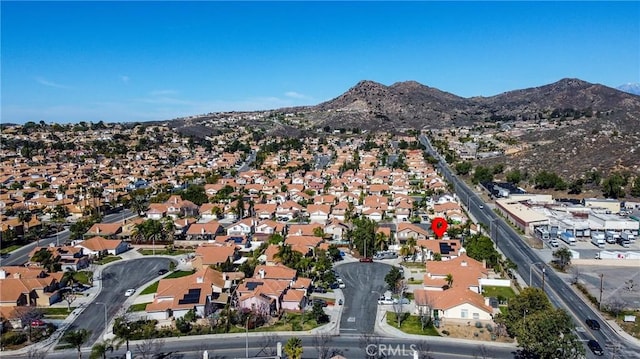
172,78,640,180
617,82,640,96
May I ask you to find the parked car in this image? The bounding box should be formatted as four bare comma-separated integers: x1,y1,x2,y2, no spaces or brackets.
313,286,327,293
587,339,604,356
329,282,339,289
338,282,346,289
158,269,169,275
124,288,136,297
586,318,600,330
377,296,394,305
359,257,373,263
30,319,46,327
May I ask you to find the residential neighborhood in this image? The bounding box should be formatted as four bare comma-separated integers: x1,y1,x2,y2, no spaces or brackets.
0,121,638,359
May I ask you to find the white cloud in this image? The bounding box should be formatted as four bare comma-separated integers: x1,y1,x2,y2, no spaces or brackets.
35,77,70,89
119,75,130,84
150,89,178,96
284,91,309,99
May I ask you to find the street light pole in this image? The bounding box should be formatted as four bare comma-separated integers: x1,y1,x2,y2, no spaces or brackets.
529,262,544,285
245,315,250,359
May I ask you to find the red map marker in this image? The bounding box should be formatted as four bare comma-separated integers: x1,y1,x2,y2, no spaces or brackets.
431,217,448,238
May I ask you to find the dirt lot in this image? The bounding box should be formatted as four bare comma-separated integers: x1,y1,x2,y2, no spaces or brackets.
437,321,514,344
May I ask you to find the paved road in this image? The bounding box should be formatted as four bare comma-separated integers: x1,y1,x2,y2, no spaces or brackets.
419,134,640,358
8,334,518,359
0,209,134,267
336,262,392,334
68,257,173,345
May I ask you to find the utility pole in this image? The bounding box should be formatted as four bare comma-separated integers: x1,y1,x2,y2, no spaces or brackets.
541,267,546,293
599,273,604,310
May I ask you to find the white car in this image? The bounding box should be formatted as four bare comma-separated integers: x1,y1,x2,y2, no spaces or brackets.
124,289,136,297
377,297,394,305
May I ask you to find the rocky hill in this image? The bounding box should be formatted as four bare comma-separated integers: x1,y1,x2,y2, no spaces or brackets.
169,77,640,177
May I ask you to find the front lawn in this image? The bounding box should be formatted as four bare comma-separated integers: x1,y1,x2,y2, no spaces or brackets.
140,281,159,295
385,312,440,336
72,271,92,285
41,307,76,318
165,270,195,279
95,256,122,265
0,244,22,254
254,313,321,332
138,248,193,256
128,302,151,312
482,286,516,301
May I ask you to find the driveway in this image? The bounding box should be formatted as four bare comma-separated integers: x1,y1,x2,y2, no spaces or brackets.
66,257,173,344
335,262,393,334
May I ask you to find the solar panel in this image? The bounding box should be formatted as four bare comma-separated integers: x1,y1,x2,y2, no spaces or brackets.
246,282,263,290
439,242,450,255
178,288,202,305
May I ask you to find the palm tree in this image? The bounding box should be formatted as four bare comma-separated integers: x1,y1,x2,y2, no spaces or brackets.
130,195,148,216
17,207,33,237
445,273,454,288
375,231,388,251
407,237,417,260
276,245,294,266
284,337,303,359
91,339,116,359
63,329,90,359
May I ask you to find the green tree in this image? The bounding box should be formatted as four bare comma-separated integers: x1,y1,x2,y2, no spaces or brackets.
63,329,90,359
179,185,208,206
385,267,402,291
284,337,304,359
631,176,640,198
90,340,115,359
502,287,551,337
454,161,472,176
552,247,572,271
350,217,377,258
464,234,500,268
601,173,626,198
472,166,493,184
518,309,585,359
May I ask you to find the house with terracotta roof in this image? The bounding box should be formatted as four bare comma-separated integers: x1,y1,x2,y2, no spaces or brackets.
396,223,429,243
74,236,129,257
0,266,64,307
226,218,254,236
306,204,331,224
415,239,462,261
414,286,494,323
185,222,224,241
324,219,349,241
84,222,122,239
145,267,239,320
422,253,488,292
191,245,238,270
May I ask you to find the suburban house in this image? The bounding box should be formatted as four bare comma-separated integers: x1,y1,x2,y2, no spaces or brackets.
84,222,122,239
226,218,254,237
415,239,462,261
145,267,239,320
185,222,224,241
0,267,64,308
396,223,429,243
306,204,331,223
413,253,494,323
191,245,238,270
74,236,129,257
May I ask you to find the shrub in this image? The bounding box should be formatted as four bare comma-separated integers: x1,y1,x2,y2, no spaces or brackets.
2,331,27,345
475,321,483,328
486,324,493,332
441,330,450,336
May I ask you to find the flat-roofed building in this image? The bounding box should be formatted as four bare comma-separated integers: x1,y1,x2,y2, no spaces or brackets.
589,213,639,232
495,199,549,235
583,198,621,214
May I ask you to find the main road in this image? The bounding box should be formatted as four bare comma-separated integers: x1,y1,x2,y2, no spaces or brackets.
9,334,518,359
419,134,640,358
0,209,135,267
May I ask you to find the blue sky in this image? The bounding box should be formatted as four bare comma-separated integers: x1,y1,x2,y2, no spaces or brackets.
2,1,639,124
